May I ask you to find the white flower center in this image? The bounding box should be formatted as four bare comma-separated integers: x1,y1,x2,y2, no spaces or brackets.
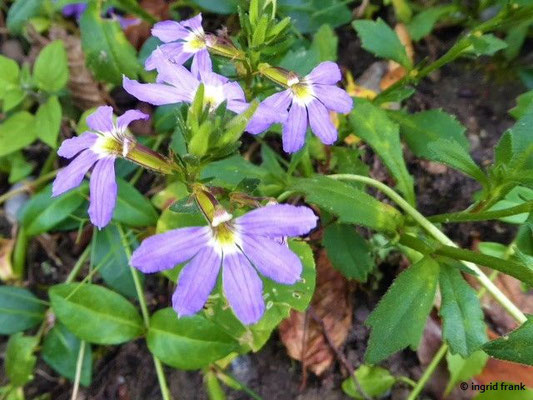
203,84,225,111
290,82,315,106
183,31,206,53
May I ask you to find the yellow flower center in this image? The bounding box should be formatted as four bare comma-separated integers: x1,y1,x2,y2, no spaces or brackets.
92,135,122,157
184,34,206,53
291,83,314,105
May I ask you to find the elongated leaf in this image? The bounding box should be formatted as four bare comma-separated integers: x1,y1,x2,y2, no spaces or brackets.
483,317,533,366
350,99,414,204
80,3,139,84
506,108,533,170
147,308,238,369
35,96,62,148
0,286,46,335
0,112,36,157
439,263,487,357
19,183,88,236
311,24,338,61
278,0,351,34
114,179,158,227
342,365,396,399
365,257,439,364
323,223,375,281
200,155,268,189
6,0,43,34
33,41,69,93
49,283,143,344
291,176,404,233
352,18,411,68
42,323,92,387
445,351,488,395
407,5,456,41
6,333,38,386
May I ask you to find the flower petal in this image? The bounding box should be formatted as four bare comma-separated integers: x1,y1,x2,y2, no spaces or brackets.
307,61,341,85
246,91,291,135
88,157,117,229
123,76,189,106
87,106,114,133
172,246,221,317
57,132,98,159
191,49,212,77
223,252,265,325
282,103,307,153
181,14,203,33
52,149,98,197
145,43,191,70
116,110,149,132
307,99,337,145
241,235,302,284
313,84,353,114
131,226,211,273
236,204,318,238
152,20,189,42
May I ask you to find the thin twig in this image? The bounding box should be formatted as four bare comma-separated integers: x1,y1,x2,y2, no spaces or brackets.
71,340,86,400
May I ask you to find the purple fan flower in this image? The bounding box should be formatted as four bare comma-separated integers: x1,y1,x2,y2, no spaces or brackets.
130,204,318,325
62,3,87,19
247,61,353,153
52,106,148,229
124,48,249,114
146,14,211,76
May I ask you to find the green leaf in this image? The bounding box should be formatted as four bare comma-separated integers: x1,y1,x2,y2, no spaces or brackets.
439,263,487,357
311,24,338,61
350,99,415,204
352,18,412,68
342,365,396,399
42,323,92,387
323,223,375,281
19,183,88,236
0,112,37,157
111,0,157,23
6,0,43,34
290,176,404,233
445,350,488,395
49,283,143,344
0,55,21,103
80,3,139,85
407,5,456,41
482,317,533,366
0,286,46,335
190,0,238,14
509,90,533,120
92,225,140,298
35,96,62,148
5,333,38,386
506,108,533,170
278,0,351,34
147,309,238,369
114,178,158,227
365,257,439,364
7,151,33,184
200,155,268,189
474,385,533,399
33,41,69,93
465,33,508,56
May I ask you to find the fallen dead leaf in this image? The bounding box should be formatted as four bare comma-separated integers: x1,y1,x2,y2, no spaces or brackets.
279,249,353,377
380,23,414,91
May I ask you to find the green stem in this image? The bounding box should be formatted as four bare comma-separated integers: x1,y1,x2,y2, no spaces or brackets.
213,365,263,400
65,246,91,284
12,227,28,279
71,340,86,400
116,224,172,400
406,344,448,400
0,169,58,205
429,201,533,223
329,174,527,324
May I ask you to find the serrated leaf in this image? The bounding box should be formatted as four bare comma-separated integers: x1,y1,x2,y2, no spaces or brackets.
80,3,139,84
114,178,158,227
147,309,238,370
342,365,396,399
49,283,143,345
506,108,533,170
0,112,37,157
407,5,456,41
352,18,412,68
33,40,69,93
323,223,375,281
445,351,489,395
350,99,415,204
482,317,533,365
290,176,404,233
190,0,239,14
35,96,62,148
42,323,92,387
439,263,487,357
0,286,46,335
5,333,38,386
365,257,439,364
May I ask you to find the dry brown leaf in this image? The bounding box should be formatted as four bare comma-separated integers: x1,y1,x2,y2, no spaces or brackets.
124,0,170,49
380,23,414,91
0,238,15,282
279,249,352,376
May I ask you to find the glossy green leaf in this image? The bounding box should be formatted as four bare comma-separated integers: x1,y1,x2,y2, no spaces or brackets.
291,176,404,233
33,41,69,93
0,112,37,157
439,263,487,357
278,0,351,34
365,257,439,364
200,155,268,189
42,323,92,386
352,18,412,68
483,317,533,366
323,223,375,281
6,0,43,34
0,286,46,335
509,90,533,120
342,365,396,399
80,3,139,84
92,225,140,298
19,183,88,236
445,351,488,395
190,0,238,14
5,333,38,386
35,96,62,148
49,283,143,344
147,309,238,369
407,5,456,41
350,99,414,204
114,178,158,227
311,24,338,61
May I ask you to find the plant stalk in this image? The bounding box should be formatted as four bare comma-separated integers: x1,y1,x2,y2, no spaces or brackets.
71,340,86,400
